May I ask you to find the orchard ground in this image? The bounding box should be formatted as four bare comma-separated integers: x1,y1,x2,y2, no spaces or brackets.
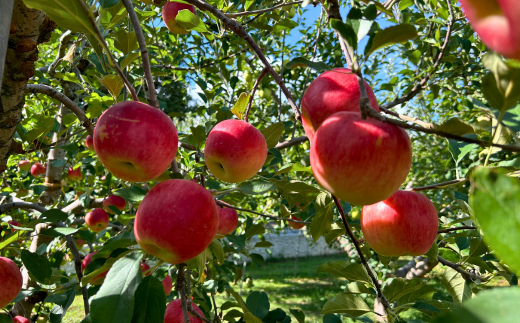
63,254,508,322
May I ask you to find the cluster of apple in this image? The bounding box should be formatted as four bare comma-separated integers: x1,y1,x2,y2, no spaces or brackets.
18,159,82,182
302,68,439,257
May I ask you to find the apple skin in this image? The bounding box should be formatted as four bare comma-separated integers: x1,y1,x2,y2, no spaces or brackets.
288,215,305,230
81,252,109,285
103,194,126,214
140,262,151,276
361,190,439,257
162,274,173,296
301,68,380,142
93,101,178,183
13,316,30,323
205,119,267,183
163,1,196,35
68,167,82,181
216,207,238,237
85,135,95,151
18,160,31,172
459,0,520,60
165,299,205,323
134,179,219,264
75,238,85,248
310,112,412,206
30,163,46,177
8,221,21,233
85,209,110,232
0,257,23,309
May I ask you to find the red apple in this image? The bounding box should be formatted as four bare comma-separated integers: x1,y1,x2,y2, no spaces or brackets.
310,112,412,206
361,190,439,257
288,215,305,230
301,68,380,142
205,119,267,183
0,257,23,309
93,101,178,183
103,194,126,214
85,135,95,151
81,252,109,285
75,238,85,248
165,299,205,323
216,207,238,237
459,0,520,60
8,221,21,233
68,167,82,181
140,262,151,276
30,163,46,177
13,316,30,323
162,274,173,296
163,1,196,35
85,209,109,233
134,179,219,264
18,160,31,172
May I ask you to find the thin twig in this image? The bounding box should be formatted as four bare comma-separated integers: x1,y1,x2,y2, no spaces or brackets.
274,136,309,149
438,226,477,234
216,200,310,224
437,255,485,281
245,67,268,123
227,1,305,17
409,178,467,192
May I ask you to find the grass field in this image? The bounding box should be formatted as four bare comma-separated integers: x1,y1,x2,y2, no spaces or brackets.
62,254,452,322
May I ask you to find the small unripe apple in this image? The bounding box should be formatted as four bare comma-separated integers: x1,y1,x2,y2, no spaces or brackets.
258,88,272,100
13,316,30,323
288,215,305,229
93,101,178,183
37,315,49,323
310,112,412,206
30,163,46,177
16,188,28,197
334,49,342,57
140,262,151,276
244,71,253,83
216,207,239,237
18,160,31,172
163,1,196,35
205,119,267,183
85,209,109,232
287,6,296,18
85,135,95,151
302,68,380,142
361,190,439,257
165,299,205,323
134,179,219,264
81,252,109,285
103,194,126,214
68,167,82,181
0,257,23,309
162,274,173,296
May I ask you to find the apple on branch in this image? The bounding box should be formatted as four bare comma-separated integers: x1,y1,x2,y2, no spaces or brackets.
215,207,239,238
30,162,46,177
81,252,109,285
68,167,82,181
13,316,30,323
140,262,151,276
165,299,205,323
361,190,439,257
288,215,305,230
162,274,173,296
0,257,23,309
103,194,126,214
85,209,109,233
310,111,412,206
85,135,94,151
163,1,196,35
18,160,31,172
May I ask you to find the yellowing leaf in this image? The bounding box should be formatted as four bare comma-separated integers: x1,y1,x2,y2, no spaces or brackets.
114,30,138,55
231,92,250,120
98,75,124,101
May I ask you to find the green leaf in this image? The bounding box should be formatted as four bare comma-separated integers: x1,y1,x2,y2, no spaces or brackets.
245,224,265,239
90,253,143,323
94,231,136,259
240,180,276,195
470,167,520,275
246,291,270,320
254,241,273,248
98,75,125,100
359,0,394,16
0,314,12,323
114,31,138,55
321,293,371,316
131,276,166,323
285,57,332,72
21,250,52,283
101,2,127,29
101,0,120,8
344,282,375,295
114,186,147,203
209,239,225,265
48,287,76,322
383,278,424,302
425,243,439,264
231,92,250,120
330,19,357,51
176,9,214,39
317,261,373,286
39,209,68,223
260,123,285,149
482,53,520,113
447,139,479,164
227,288,248,313
290,309,305,323
309,205,333,242
441,268,471,305
120,52,141,70
275,164,312,176
398,0,414,10
40,227,79,237
365,24,418,58
22,0,95,34
437,118,475,136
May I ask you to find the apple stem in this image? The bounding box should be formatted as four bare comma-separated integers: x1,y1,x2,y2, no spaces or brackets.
245,67,268,123
332,195,393,318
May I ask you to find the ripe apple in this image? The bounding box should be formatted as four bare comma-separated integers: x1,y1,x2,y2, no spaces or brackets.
13,316,30,323
163,1,196,35
165,299,205,323
30,163,46,177
103,194,126,214
205,119,267,183
140,262,151,276
8,221,22,233
288,215,305,230
18,160,31,172
459,0,520,60
216,207,238,237
93,101,178,183
301,68,380,142
0,257,23,309
162,274,173,296
81,252,109,285
85,209,109,232
68,167,82,181
85,135,95,151
134,179,219,264
361,190,439,257
310,112,412,206
75,238,85,249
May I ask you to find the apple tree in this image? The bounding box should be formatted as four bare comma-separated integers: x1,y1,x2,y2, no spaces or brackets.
1,0,520,322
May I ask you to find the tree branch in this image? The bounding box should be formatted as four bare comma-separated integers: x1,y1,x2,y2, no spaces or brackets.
227,1,306,18
438,226,477,234
437,255,485,281
216,200,310,224
245,67,268,123
175,263,191,323
274,135,308,149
